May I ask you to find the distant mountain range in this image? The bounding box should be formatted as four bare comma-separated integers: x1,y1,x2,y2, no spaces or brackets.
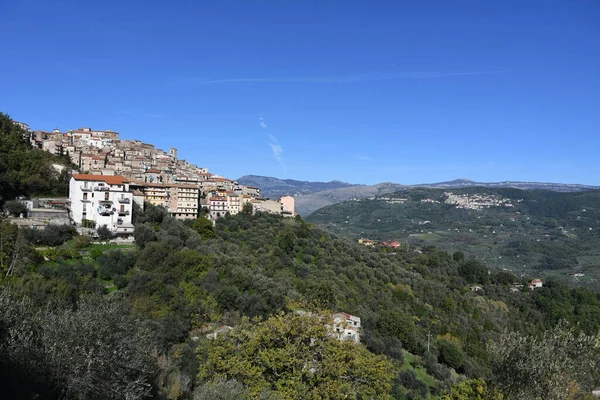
237,175,355,198
238,175,600,215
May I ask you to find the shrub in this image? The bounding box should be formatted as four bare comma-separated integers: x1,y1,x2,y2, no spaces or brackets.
96,225,113,241
73,235,91,249
3,200,27,217
81,219,96,228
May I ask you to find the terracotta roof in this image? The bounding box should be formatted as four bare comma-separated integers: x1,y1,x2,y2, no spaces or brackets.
71,174,129,185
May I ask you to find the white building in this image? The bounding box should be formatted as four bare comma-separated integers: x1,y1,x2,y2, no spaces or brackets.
529,279,543,290
332,312,361,344
69,174,135,235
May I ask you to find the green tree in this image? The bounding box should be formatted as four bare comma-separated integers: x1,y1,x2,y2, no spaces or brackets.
437,378,504,400
488,322,600,400
134,202,167,224
0,289,156,399
3,200,26,216
97,249,136,280
313,280,338,309
194,379,246,400
0,220,18,273
191,217,217,239
241,202,253,215
377,309,419,352
134,223,157,248
437,337,464,370
0,112,73,198
97,224,113,241
452,251,465,263
458,259,489,284
197,311,396,399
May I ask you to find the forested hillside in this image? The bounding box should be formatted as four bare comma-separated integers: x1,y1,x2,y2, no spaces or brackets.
307,187,600,290
0,112,73,201
1,206,599,399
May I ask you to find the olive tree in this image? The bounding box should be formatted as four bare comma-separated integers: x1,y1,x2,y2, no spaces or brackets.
488,322,600,400
0,289,157,400
197,311,396,399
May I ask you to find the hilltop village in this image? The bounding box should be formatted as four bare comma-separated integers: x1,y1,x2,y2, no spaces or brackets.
14,122,295,234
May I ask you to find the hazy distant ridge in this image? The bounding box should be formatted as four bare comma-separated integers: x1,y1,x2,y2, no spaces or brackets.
237,175,357,198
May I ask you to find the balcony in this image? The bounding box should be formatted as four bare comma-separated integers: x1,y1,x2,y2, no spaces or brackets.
81,185,92,192
99,199,113,204
99,209,112,216
81,198,91,203
117,197,130,204
118,210,130,216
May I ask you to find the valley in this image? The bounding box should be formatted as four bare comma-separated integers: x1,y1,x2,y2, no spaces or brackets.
307,187,600,290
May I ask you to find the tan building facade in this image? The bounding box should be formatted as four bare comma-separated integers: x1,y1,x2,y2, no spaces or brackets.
170,184,199,219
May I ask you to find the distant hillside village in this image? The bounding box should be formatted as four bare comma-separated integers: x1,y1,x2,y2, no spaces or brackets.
11,122,295,234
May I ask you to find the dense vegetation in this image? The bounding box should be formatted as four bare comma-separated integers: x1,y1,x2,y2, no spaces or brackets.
1,205,599,398
307,187,600,291
1,113,599,398
0,112,72,202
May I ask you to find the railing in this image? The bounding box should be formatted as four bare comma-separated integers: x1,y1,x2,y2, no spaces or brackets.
81,185,92,191
118,210,130,216
117,197,130,203
99,199,113,204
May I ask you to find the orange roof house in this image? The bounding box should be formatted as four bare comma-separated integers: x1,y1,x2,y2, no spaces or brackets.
71,174,130,185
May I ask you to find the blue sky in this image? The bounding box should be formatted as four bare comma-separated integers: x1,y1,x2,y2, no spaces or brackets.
1,0,599,185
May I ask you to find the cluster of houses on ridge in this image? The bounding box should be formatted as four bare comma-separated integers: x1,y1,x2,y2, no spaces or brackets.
444,192,516,210
11,123,296,235
67,174,295,234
